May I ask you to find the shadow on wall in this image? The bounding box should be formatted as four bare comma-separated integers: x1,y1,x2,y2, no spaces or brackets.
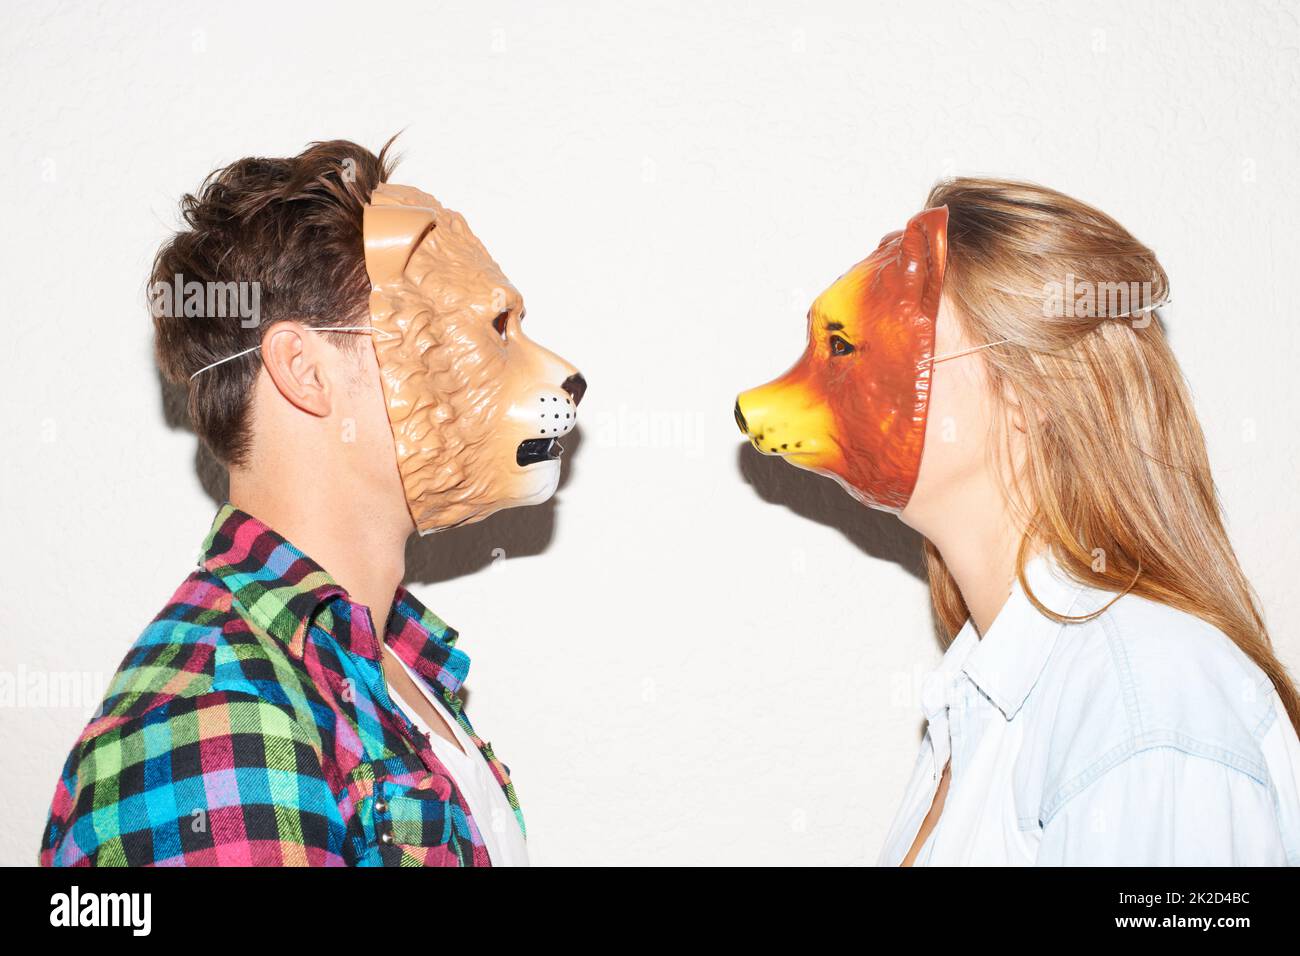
737,442,938,747
160,368,584,588
160,373,230,503
735,443,928,586
404,428,584,586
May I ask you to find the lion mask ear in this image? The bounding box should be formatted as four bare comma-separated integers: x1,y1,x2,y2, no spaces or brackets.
363,189,437,288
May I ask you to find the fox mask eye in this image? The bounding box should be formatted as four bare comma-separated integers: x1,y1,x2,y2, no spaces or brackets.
829,334,855,356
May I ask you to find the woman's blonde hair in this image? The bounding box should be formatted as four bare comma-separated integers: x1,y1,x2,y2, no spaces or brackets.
923,177,1300,735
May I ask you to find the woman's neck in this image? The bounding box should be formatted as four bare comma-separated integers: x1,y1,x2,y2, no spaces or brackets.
903,477,1026,637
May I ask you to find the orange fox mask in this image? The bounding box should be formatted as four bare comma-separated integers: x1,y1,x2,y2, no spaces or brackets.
734,206,949,513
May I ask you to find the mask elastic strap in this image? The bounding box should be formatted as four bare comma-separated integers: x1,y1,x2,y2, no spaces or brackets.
920,295,1172,368
188,326,380,380
924,339,1013,366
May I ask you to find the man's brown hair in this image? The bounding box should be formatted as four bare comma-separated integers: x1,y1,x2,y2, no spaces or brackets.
151,137,398,465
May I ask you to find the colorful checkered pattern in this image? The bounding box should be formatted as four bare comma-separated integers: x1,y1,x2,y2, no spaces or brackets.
40,504,525,866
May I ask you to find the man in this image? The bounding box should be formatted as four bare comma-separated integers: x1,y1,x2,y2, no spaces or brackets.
40,138,585,866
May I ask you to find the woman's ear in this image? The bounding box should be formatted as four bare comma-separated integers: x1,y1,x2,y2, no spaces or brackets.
1002,379,1028,433
1000,378,1046,434
261,322,334,418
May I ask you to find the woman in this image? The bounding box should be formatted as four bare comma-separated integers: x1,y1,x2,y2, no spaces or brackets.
879,178,1300,865
735,176,1299,865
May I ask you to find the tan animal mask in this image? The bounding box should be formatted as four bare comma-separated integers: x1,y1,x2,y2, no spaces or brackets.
364,183,586,533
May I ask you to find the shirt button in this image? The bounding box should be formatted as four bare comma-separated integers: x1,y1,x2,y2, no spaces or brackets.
379,830,394,845
374,800,388,814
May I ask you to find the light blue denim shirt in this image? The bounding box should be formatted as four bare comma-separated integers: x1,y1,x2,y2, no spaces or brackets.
878,552,1300,866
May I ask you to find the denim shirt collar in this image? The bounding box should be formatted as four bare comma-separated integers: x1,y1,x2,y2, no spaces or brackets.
956,551,1092,721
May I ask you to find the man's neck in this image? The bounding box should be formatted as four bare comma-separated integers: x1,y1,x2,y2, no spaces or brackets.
228,468,411,634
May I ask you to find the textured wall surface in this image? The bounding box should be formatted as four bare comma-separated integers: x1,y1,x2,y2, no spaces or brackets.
1,0,1297,866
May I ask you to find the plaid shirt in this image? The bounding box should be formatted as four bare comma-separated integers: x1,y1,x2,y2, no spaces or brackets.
40,504,525,866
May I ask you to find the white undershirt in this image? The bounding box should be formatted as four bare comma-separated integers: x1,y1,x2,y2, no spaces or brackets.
383,648,530,867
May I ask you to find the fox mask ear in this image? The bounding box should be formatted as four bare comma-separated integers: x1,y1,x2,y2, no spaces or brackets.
363,191,437,288
895,205,949,320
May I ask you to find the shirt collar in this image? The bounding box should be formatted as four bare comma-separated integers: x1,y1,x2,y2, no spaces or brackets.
200,504,469,688
201,503,349,656
956,551,1093,720
386,587,471,694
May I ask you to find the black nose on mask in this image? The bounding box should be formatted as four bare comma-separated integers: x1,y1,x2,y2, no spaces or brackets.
562,373,587,407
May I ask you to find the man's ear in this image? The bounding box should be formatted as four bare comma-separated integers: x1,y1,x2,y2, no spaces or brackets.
261,322,334,418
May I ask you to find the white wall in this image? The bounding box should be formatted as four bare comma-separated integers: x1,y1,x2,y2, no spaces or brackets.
1,0,1297,866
